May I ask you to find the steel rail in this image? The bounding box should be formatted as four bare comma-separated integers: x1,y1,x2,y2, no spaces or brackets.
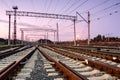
44,45,120,78
47,45,120,63
60,46,120,63
0,47,37,80
37,47,88,80
0,46,32,59
0,45,24,51
0,61,16,75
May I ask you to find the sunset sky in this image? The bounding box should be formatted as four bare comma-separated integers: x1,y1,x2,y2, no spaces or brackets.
0,0,120,41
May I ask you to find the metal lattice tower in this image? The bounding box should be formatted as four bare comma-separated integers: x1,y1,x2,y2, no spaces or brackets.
6,10,77,46
20,28,57,44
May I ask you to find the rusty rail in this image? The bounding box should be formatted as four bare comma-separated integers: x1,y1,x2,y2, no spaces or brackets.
48,45,120,63
0,46,32,59
37,47,88,80
79,45,120,50
0,45,24,51
63,47,120,63
59,61,88,80
44,45,120,78
0,61,16,75
0,47,37,80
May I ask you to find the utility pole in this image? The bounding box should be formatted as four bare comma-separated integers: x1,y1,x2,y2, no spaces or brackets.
46,32,48,40
73,19,76,46
76,11,91,45
88,11,90,45
13,6,18,45
56,23,59,42
44,33,47,44
21,30,24,44
8,15,11,46
54,31,56,44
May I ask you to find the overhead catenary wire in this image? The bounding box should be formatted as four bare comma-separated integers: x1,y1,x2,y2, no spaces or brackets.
47,0,72,25
47,0,60,25
42,0,47,12
48,0,88,32
40,0,48,25
80,0,111,14
46,0,53,12
38,1,47,26
88,0,110,11
30,0,36,11
44,0,53,26
47,0,72,27
53,0,60,13
92,2,120,15
52,0,88,27
58,0,72,14
103,2,120,11
30,0,39,27
62,0,81,14
48,0,81,26
1,0,120,41
68,0,88,14
91,9,120,21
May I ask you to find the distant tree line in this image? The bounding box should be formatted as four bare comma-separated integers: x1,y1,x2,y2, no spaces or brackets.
0,38,21,45
0,38,7,44
91,34,120,42
0,34,120,45
0,37,54,45
56,34,120,46
38,39,53,44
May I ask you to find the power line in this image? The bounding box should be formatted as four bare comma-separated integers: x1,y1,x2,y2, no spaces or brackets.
89,0,110,11
59,0,72,13
81,0,111,14
53,0,60,12
63,19,84,28
47,0,71,25
48,0,86,26
43,0,48,12
91,9,120,21
62,0,81,14
46,0,53,12
47,0,73,26
92,2,120,15
44,0,53,26
30,0,36,11
40,0,48,25
49,0,81,26
103,2,120,11
47,0,60,25
68,0,88,14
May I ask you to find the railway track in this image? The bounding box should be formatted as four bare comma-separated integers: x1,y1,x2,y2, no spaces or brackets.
0,45,24,51
0,46,88,80
84,45,120,50
0,45,120,80
73,46,120,54
0,46,36,80
42,45,120,79
54,47,120,68
0,47,19,54
38,47,88,80
0,45,32,59
49,45,120,63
